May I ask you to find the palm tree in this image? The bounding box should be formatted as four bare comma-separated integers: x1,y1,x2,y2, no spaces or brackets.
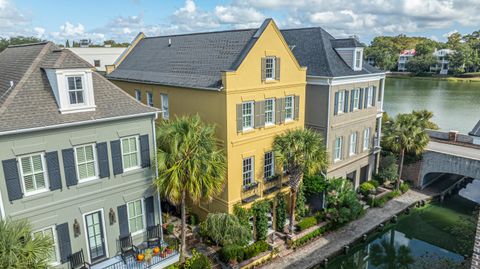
0,218,54,268
154,115,227,262
412,109,439,130
382,113,429,189
273,128,328,233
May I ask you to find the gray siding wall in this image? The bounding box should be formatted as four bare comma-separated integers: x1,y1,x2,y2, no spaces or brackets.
0,115,158,267
305,84,329,143
337,50,354,69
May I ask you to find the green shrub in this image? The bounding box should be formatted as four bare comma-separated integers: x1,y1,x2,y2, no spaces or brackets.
296,216,317,231
390,190,401,198
303,174,328,199
200,213,251,246
359,182,376,197
252,201,270,241
189,213,199,226
325,178,364,225
219,244,244,263
296,183,309,218
233,204,252,228
166,223,174,235
291,227,325,249
275,193,287,232
400,182,410,193
314,211,325,222
370,180,380,188
243,241,269,260
184,249,211,269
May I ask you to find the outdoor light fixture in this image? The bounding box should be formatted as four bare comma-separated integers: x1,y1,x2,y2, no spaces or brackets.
73,219,81,237
109,208,116,225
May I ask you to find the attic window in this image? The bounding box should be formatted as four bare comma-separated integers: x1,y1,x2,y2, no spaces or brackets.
265,57,275,80
355,51,362,69
67,76,85,105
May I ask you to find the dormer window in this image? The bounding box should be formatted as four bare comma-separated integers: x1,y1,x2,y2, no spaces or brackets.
67,76,85,105
355,51,362,69
45,68,96,114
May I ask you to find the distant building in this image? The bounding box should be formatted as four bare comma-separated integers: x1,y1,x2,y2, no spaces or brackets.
397,49,416,72
430,48,455,75
470,120,480,145
68,47,126,72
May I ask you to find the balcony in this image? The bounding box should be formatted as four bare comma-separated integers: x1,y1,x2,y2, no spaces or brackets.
263,175,281,195
91,241,180,269
241,181,260,204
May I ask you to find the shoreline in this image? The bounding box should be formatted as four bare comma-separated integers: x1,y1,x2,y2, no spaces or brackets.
387,73,480,83
259,190,431,269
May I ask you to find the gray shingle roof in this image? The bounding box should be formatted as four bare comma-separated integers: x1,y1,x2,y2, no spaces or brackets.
330,38,365,48
470,120,480,137
281,27,383,77
0,42,157,134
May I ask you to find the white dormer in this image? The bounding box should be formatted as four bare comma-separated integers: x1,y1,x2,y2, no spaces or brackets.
45,68,96,114
331,38,365,71
353,48,363,71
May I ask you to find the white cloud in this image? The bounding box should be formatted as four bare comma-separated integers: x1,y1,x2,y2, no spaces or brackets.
443,29,458,38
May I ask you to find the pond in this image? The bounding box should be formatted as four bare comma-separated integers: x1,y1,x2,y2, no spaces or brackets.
319,194,477,269
384,78,480,134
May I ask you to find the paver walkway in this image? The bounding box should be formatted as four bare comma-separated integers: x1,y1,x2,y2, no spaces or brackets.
260,190,431,269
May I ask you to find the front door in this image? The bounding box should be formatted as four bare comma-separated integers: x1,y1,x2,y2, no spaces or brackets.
85,211,106,263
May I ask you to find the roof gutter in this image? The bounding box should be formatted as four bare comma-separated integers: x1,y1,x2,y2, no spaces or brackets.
308,72,386,80
0,111,158,137
107,77,220,92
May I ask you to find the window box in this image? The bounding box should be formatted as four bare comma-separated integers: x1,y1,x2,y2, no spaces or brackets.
242,181,259,192
264,174,280,183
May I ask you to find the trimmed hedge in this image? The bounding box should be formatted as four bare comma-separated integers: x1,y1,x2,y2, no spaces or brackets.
291,226,326,249
219,241,270,263
296,216,317,231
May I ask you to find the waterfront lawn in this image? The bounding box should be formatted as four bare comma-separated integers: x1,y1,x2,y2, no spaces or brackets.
395,197,476,256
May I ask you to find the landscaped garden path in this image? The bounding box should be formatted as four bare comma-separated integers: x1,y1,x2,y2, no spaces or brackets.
260,190,431,269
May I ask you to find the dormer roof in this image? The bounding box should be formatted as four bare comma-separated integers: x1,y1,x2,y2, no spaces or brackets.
0,42,157,135
330,38,365,49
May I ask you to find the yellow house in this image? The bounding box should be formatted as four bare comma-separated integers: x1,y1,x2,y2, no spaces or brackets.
107,19,307,216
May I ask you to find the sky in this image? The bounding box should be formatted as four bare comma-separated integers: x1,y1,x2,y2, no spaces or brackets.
1,0,480,45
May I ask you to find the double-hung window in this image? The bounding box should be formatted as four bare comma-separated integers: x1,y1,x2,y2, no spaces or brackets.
264,98,275,125
242,157,254,187
242,101,254,130
285,96,294,121
355,51,362,69
264,152,274,180
127,199,145,235
121,136,140,171
350,133,357,156
161,94,169,119
135,90,141,102
352,89,360,110
334,137,343,162
67,76,84,105
337,91,345,114
75,144,97,182
363,128,370,150
367,86,374,107
265,57,276,80
33,226,59,265
19,153,48,195
147,92,154,107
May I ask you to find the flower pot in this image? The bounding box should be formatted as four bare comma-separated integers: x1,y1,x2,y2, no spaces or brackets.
160,251,167,258
153,247,160,255
137,253,145,262
166,248,173,254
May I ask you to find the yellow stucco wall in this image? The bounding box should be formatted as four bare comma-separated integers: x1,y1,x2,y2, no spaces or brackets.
110,20,307,216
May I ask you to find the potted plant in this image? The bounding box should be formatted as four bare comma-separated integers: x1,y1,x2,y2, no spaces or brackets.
137,253,145,262
153,246,160,255
166,245,174,255
160,246,167,258
144,249,153,265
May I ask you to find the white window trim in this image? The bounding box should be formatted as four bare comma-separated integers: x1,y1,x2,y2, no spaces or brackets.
74,143,99,183
363,128,370,150
367,86,374,107
264,151,275,179
66,75,85,106
353,49,363,71
337,90,345,115
264,98,275,126
242,157,254,186
32,225,60,266
242,101,255,131
127,198,146,236
352,89,360,110
334,137,343,162
160,93,169,120
147,92,154,107
135,90,141,102
285,95,294,121
18,152,49,197
265,57,276,80
120,135,141,172
349,133,357,156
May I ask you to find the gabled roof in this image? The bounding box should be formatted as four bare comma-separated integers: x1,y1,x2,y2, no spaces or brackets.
470,120,480,137
0,42,157,134
281,27,383,77
107,19,273,90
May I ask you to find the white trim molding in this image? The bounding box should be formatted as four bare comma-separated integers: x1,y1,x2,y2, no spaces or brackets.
307,73,386,86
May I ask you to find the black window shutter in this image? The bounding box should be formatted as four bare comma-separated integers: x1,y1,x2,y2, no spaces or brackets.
236,104,243,133
275,98,284,124
333,92,339,116
96,142,110,178
359,88,364,109
344,91,349,113
118,205,129,236
372,86,377,106
294,95,300,120
2,159,23,201
275,58,281,80
261,58,266,82
145,196,155,228
111,140,123,175
62,149,77,187
46,151,62,191
350,91,355,112
56,222,72,263
140,135,150,168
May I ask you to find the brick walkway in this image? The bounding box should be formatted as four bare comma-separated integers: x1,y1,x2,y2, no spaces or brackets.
260,190,431,269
